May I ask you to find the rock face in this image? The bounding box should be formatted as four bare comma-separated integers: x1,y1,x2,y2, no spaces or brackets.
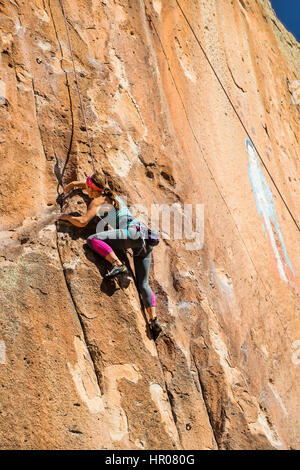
0,0,299,450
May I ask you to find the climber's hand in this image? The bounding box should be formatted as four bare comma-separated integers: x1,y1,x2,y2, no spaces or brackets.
57,213,89,227
63,182,74,193
57,214,70,221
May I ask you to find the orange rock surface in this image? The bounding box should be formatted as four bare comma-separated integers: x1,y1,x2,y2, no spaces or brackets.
0,0,299,449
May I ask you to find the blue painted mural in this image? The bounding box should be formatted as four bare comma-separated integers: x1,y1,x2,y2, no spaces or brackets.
245,137,296,285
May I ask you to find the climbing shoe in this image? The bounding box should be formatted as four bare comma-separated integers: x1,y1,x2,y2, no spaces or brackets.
105,264,128,279
149,317,162,340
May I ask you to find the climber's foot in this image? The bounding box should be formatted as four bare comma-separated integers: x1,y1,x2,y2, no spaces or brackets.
105,264,128,279
149,317,162,340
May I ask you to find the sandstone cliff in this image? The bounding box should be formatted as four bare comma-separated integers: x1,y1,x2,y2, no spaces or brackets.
0,0,299,450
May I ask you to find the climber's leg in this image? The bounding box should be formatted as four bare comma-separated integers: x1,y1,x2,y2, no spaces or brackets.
146,306,156,321
133,247,162,338
87,228,141,278
133,247,153,306
145,293,157,321
87,230,130,277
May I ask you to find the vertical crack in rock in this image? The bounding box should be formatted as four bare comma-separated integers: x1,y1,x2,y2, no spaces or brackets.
166,389,177,425
192,352,220,448
159,366,183,448
155,361,183,448
30,5,91,380
165,387,182,445
31,79,48,160
54,227,103,395
226,63,246,93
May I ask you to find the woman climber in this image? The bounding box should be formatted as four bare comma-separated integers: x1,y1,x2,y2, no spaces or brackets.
57,172,162,339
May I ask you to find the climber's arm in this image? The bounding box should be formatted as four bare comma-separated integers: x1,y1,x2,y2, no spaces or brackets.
64,180,87,193
58,200,100,227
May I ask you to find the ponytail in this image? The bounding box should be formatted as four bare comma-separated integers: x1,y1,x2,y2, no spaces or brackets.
103,187,121,211
90,172,121,210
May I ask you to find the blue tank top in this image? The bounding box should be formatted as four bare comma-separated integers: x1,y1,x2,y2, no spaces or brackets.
99,196,139,229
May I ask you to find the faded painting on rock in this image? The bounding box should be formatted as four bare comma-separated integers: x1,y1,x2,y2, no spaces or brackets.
245,137,297,288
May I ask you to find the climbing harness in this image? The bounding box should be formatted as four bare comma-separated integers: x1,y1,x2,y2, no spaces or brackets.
174,0,300,234
59,0,96,173
128,219,160,256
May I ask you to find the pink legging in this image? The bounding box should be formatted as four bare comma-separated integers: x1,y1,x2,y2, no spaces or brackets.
90,237,112,257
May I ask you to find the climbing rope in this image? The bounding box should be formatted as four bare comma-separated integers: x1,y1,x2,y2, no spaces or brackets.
175,0,300,234
147,7,296,347
59,0,96,172
58,0,298,233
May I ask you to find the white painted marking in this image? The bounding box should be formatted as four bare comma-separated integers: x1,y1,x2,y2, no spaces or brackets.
0,341,6,364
